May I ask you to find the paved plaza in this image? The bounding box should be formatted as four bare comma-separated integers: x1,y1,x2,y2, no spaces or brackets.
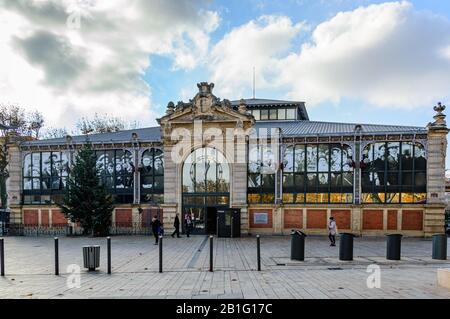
0,235,449,299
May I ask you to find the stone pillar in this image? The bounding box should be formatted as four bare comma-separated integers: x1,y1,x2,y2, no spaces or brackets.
162,144,178,232
6,143,22,223
425,103,449,236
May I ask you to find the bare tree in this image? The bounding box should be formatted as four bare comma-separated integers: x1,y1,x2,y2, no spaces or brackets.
27,111,45,138
76,113,138,135
42,127,68,139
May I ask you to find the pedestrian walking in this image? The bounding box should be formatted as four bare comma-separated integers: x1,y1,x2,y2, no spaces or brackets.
171,213,181,238
328,216,338,246
151,215,162,245
185,213,193,237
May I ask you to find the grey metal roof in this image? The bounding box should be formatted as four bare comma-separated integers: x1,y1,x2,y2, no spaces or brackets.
255,121,427,136
21,120,427,147
230,98,304,106
21,126,161,146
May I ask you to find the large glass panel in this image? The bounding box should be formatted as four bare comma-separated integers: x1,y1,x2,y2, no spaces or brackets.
23,154,32,177
154,149,164,175
330,145,342,172
401,142,413,171
248,146,260,173
283,146,294,172
318,145,329,171
387,142,400,171
278,108,286,120
261,146,275,174
183,147,229,195
32,153,40,177
294,145,305,172
414,143,426,170
306,145,317,172
286,108,296,119
260,109,269,120
270,109,277,120
252,109,260,121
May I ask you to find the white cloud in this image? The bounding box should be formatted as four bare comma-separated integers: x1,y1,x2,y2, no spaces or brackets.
0,0,219,129
209,1,450,109
280,1,450,108
209,15,305,98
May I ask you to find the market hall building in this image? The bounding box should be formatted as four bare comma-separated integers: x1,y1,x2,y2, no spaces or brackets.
6,82,448,237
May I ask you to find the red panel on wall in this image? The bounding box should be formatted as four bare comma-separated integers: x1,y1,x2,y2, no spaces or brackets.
115,209,132,227
284,209,303,229
23,209,38,225
52,209,67,226
41,209,49,226
249,209,273,228
331,210,351,230
363,210,383,230
387,210,398,230
402,210,423,231
306,210,327,229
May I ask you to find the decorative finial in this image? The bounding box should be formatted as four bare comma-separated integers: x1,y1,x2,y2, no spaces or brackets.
434,102,445,114
430,102,447,128
166,101,175,115
238,98,247,114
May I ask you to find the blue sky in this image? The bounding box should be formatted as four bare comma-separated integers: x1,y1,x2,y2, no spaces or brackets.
1,0,450,165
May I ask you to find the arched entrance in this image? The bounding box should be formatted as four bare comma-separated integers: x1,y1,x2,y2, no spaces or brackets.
182,147,230,234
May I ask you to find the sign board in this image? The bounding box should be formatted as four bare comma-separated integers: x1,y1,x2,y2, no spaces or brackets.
253,212,268,225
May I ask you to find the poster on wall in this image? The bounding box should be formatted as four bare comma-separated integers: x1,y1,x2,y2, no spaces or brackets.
254,212,268,225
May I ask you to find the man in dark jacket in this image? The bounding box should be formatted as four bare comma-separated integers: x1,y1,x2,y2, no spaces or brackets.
151,215,162,245
171,213,181,238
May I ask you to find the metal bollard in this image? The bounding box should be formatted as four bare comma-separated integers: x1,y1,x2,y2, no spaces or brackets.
216,217,219,237
257,235,261,271
209,236,213,272
107,237,111,274
0,238,4,276
54,237,59,276
159,235,163,273
231,217,234,238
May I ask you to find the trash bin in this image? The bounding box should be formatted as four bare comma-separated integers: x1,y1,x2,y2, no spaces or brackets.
83,245,100,271
290,230,307,261
386,234,402,260
339,233,355,261
432,234,447,260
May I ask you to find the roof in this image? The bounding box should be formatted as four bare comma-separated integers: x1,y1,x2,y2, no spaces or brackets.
21,120,426,147
255,121,427,136
230,98,309,120
230,98,304,106
21,126,161,147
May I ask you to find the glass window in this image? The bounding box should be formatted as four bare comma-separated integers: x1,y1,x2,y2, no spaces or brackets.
281,144,353,204
260,109,269,120
362,142,426,204
286,108,296,120
141,148,164,203
270,109,277,120
278,108,286,120
252,109,260,121
247,144,275,204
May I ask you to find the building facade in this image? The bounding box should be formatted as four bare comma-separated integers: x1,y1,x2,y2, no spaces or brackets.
6,82,449,236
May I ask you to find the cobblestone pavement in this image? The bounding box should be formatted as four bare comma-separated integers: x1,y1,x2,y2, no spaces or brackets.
0,235,449,299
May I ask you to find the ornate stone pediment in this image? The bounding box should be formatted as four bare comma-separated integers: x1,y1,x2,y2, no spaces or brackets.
158,82,254,142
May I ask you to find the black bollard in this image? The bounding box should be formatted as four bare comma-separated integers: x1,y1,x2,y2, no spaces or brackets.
0,238,4,276
257,235,261,271
209,236,213,272
231,217,234,238
107,237,111,274
159,235,163,273
216,217,219,237
54,237,59,276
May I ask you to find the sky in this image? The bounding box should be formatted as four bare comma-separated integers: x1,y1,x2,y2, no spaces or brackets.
1,0,450,165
